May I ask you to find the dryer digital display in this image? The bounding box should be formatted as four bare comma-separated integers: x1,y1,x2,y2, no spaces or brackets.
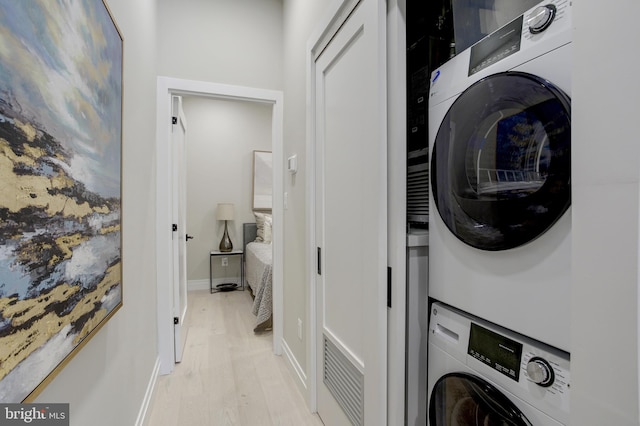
469,15,524,76
430,71,571,251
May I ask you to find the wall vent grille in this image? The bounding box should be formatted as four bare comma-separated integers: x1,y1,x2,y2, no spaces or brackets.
407,161,429,223
323,336,364,426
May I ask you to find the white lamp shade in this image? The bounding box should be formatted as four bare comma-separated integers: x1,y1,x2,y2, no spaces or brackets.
216,203,235,221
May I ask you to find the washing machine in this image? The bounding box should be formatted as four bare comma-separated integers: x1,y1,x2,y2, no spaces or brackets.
428,302,570,425
428,0,572,352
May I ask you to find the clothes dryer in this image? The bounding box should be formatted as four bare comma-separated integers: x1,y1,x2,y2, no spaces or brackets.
428,0,572,351
427,302,570,426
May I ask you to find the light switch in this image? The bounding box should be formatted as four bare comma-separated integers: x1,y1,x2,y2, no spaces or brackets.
287,155,297,174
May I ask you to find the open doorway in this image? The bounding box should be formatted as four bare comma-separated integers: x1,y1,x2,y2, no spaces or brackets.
180,96,272,294
155,77,284,375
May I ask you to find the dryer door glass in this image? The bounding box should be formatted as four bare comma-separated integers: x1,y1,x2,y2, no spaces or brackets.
429,372,533,426
430,71,571,251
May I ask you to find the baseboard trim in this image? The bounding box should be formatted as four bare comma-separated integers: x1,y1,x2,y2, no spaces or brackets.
188,279,209,291
281,338,309,401
189,278,244,292
135,356,161,426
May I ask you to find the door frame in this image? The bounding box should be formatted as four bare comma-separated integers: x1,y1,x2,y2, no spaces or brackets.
155,77,284,375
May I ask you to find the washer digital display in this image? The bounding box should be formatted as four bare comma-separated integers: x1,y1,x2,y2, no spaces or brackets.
468,323,523,382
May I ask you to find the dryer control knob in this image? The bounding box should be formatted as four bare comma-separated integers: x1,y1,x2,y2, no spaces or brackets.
528,4,557,34
526,357,555,387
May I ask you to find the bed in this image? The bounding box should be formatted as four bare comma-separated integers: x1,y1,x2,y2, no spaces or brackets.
243,220,273,332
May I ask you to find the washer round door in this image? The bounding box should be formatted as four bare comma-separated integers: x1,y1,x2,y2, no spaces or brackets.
430,71,571,251
429,373,533,426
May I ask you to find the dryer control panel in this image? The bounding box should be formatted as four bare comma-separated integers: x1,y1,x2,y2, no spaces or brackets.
469,0,571,76
429,0,572,110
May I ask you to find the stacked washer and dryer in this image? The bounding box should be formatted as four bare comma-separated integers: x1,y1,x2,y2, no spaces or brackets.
427,1,572,425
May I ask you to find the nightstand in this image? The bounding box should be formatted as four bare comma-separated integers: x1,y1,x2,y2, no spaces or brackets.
209,250,244,293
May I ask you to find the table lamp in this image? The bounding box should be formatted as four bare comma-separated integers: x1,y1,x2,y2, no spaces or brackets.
216,203,235,252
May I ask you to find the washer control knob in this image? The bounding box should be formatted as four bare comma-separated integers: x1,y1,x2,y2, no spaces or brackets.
528,4,557,34
526,357,555,387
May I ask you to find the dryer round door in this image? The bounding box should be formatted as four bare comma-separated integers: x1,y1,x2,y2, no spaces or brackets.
429,372,532,426
430,71,571,251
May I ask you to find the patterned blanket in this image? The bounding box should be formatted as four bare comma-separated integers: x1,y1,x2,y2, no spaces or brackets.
245,241,272,332
251,264,272,332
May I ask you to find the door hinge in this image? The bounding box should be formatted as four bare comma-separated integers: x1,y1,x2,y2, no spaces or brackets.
172,116,177,125
174,317,179,325
172,223,177,232
387,267,392,308
317,247,322,275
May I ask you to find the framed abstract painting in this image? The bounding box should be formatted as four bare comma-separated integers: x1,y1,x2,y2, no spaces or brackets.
0,0,123,402
252,150,272,211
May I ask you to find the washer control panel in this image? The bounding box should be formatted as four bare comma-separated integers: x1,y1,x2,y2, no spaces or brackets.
526,356,555,386
522,351,570,397
430,302,570,424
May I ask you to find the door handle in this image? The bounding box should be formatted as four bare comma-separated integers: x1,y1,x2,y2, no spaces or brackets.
186,234,194,241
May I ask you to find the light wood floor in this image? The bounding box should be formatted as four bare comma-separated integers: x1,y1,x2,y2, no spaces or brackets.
147,289,324,426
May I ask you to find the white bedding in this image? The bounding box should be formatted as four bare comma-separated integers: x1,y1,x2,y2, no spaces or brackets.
245,241,273,331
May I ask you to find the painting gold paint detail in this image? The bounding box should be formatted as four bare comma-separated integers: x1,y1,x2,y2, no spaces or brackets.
0,0,123,402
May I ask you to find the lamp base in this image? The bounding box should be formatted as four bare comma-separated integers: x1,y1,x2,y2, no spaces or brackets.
219,220,233,252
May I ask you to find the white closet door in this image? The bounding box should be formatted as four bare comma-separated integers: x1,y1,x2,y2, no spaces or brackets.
314,0,387,424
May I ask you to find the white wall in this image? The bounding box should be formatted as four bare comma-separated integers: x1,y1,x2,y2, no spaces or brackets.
157,0,283,91
571,2,640,424
281,0,332,390
182,96,272,282
33,1,160,425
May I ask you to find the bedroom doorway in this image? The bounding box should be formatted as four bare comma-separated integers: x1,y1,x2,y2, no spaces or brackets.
155,77,284,375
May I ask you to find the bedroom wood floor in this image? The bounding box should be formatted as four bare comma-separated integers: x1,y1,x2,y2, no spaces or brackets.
147,289,323,426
